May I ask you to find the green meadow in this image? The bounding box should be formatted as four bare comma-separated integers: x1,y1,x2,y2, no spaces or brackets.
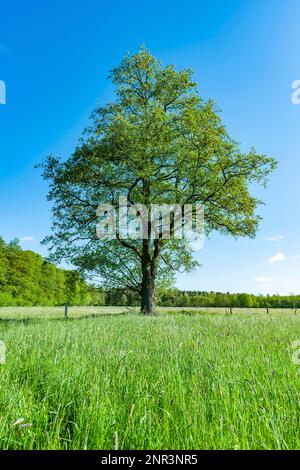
0,307,299,450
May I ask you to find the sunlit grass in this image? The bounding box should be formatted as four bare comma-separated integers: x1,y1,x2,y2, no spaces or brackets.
0,305,296,320
0,309,299,449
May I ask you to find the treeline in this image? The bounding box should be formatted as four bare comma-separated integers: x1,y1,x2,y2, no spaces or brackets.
157,290,300,309
0,238,299,308
105,289,300,309
0,237,104,306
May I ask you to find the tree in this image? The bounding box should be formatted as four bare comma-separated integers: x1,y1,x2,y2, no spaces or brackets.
39,48,276,315
0,237,8,288
0,236,94,306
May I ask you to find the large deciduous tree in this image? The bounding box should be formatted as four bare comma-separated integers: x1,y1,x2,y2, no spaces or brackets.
40,48,276,315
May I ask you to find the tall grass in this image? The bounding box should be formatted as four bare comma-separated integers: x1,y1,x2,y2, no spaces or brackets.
0,310,299,449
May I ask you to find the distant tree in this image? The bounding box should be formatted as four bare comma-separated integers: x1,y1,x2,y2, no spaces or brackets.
182,292,191,307
39,48,276,315
2,238,300,310
0,237,8,287
120,293,128,306
65,271,91,305
88,286,106,306
0,236,94,307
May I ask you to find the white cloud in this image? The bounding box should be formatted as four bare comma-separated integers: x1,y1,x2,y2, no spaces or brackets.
254,276,274,284
19,236,34,243
269,252,287,264
264,234,284,241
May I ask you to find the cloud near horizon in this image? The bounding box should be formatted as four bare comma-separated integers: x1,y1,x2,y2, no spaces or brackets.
254,276,274,284
269,252,287,264
264,234,284,241
19,236,34,243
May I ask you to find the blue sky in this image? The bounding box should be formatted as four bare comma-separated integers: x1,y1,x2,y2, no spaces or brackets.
0,0,300,294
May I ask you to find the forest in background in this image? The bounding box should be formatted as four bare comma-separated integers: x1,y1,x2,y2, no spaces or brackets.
0,237,299,308
0,237,104,306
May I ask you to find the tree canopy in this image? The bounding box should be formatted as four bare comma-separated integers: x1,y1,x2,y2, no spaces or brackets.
0,237,97,306
39,48,277,314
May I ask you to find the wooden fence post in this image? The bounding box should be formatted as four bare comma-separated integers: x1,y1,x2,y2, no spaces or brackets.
64,303,68,319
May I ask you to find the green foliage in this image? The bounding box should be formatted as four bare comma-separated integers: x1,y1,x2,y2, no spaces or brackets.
157,289,300,309
39,48,276,313
1,234,298,308
0,237,93,306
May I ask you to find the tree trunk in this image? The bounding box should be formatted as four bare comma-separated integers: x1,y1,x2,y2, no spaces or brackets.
141,270,155,315
140,240,155,315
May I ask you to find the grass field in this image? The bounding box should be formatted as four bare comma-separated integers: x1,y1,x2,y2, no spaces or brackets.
0,305,296,320
0,307,299,449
